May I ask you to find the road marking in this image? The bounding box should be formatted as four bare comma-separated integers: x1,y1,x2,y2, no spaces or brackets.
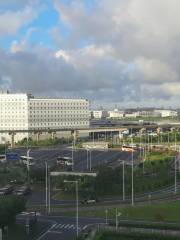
82,225,88,230
60,224,65,229
36,224,57,240
49,230,62,234
64,224,70,229
54,223,61,229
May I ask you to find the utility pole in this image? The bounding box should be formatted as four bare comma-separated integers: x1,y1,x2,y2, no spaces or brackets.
45,161,48,213
123,160,125,201
105,209,108,225
72,140,74,171
86,149,89,170
131,139,134,206
175,156,177,194
48,165,51,214
27,149,31,183
64,180,79,237
89,150,92,171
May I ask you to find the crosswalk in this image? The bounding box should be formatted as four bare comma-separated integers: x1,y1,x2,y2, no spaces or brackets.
50,223,87,232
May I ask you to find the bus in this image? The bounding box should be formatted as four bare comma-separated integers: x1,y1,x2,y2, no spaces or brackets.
121,145,137,152
20,156,35,166
57,156,73,166
0,154,6,163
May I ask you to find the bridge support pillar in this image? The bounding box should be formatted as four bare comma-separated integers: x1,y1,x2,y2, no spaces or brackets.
51,132,56,140
36,132,41,143
71,130,78,145
156,127,162,134
140,128,146,134
9,132,16,149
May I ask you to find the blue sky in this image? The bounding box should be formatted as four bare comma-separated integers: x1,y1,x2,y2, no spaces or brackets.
0,0,179,108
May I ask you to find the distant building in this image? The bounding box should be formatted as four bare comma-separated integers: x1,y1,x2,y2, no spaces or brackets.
124,112,139,118
91,110,108,119
0,92,90,144
154,110,178,118
108,109,124,119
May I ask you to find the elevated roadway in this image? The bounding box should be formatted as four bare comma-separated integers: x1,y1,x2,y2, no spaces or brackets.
1,122,180,148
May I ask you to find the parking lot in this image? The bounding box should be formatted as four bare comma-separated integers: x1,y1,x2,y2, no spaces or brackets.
11,146,140,171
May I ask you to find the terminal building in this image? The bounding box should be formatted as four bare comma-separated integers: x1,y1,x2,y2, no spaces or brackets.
0,91,90,144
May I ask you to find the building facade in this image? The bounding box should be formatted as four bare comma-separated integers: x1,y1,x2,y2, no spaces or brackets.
0,92,89,144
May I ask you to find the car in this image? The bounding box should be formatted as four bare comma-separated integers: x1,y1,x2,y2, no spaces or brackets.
15,186,31,196
0,185,14,195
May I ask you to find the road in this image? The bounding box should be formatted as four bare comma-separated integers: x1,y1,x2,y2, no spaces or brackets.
17,215,105,240
11,145,139,171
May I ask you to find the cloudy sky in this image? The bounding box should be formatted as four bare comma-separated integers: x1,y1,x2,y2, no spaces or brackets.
0,0,180,108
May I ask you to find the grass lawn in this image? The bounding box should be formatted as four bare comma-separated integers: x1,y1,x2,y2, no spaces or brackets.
3,221,50,240
52,190,80,201
88,231,180,240
66,201,180,223
146,151,174,162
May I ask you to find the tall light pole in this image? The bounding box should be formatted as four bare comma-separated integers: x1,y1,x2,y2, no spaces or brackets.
86,149,89,170
27,149,31,183
175,132,177,151
105,209,108,225
64,180,79,237
72,140,74,171
115,209,121,231
45,161,48,213
131,138,134,206
122,160,125,201
175,156,177,194
48,165,51,214
89,150,92,171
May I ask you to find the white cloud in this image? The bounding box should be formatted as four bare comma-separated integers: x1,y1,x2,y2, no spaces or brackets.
0,3,39,37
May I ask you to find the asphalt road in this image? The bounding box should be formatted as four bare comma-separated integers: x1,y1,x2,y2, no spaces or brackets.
17,215,105,240
12,145,139,171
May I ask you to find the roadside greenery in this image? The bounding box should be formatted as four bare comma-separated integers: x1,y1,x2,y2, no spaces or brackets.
83,231,180,240
0,144,5,154
52,148,178,200
0,196,26,229
17,137,71,147
0,165,27,185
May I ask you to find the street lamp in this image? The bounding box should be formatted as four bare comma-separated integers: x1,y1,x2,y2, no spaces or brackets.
27,149,31,183
72,140,74,171
105,209,108,225
174,156,177,194
89,150,92,171
122,160,125,201
45,161,48,213
64,180,79,237
115,208,121,231
131,138,134,206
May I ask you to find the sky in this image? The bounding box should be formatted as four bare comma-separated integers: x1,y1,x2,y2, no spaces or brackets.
0,0,180,108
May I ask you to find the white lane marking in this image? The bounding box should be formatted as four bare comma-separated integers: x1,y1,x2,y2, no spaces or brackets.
36,224,57,240
54,223,61,229
60,224,66,229
69,224,74,229
49,231,62,234
82,225,88,230
64,224,71,229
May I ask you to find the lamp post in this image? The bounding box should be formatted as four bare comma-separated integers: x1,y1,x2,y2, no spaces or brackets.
131,139,134,206
174,156,177,194
115,209,121,231
72,140,74,171
122,160,125,201
105,209,108,225
86,149,89,170
64,180,79,237
45,161,48,213
48,165,51,214
89,150,92,171
27,149,31,183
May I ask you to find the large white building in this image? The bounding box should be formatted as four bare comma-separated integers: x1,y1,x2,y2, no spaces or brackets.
0,91,89,144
